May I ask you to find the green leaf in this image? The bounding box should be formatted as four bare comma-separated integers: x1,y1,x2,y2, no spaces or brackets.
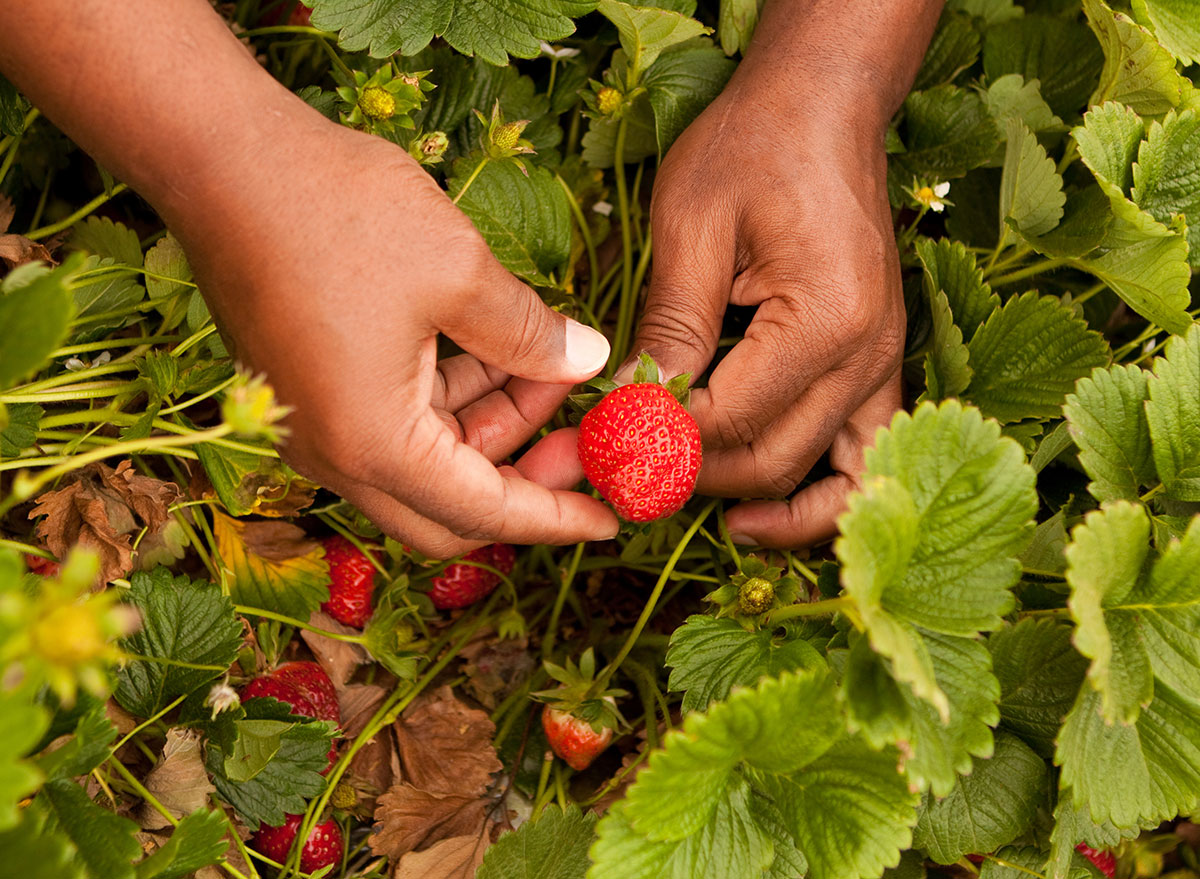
948,0,1023,26
1056,682,1200,828
211,512,329,621
999,118,1065,239
1075,102,1145,196
761,737,919,879
891,85,1000,187
837,401,1036,718
984,75,1064,139
308,0,596,66
0,261,76,389
479,805,596,879
206,713,332,829
1133,109,1200,268
991,618,1088,757
134,809,229,879
222,719,288,783
1016,185,1113,260
143,233,192,304
913,10,980,92
194,442,310,518
624,669,841,840
40,779,141,879
665,616,824,714
37,704,116,782
716,0,760,56
913,731,1047,864
914,237,1000,341
1146,325,1200,501
1085,0,1185,114
0,402,42,456
596,0,709,79
1132,0,1200,65
643,40,735,155
449,159,572,285
921,286,973,401
589,779,775,879
983,15,1104,117
70,217,143,268
1064,363,1155,503
114,567,242,719
71,256,146,324
581,94,659,167
0,73,29,136
0,805,84,879
966,292,1111,424
0,687,50,831
1066,502,1154,725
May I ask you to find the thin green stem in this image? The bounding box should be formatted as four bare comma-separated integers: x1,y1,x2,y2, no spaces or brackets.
26,184,130,240
233,606,365,644
107,756,177,826
989,257,1070,287
451,157,489,206
112,693,188,753
765,595,852,625
608,115,634,373
542,542,585,660
556,174,601,321
594,500,718,693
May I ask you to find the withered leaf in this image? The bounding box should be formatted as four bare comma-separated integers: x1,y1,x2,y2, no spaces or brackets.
459,633,534,710
370,786,488,858
340,684,388,739
138,728,215,830
29,460,182,584
302,610,370,687
0,195,54,269
391,833,490,879
211,511,328,618
391,686,502,797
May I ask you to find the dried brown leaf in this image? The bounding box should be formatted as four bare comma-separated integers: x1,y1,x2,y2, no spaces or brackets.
392,685,501,797
238,518,319,561
370,786,488,858
138,729,216,829
459,633,534,710
28,460,181,584
391,833,489,879
302,611,369,687
339,684,387,738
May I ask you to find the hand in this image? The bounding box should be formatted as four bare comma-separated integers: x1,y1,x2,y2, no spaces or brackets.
626,66,907,548
172,116,619,557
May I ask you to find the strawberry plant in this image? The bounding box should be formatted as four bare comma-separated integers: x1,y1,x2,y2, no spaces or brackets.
2,0,1200,877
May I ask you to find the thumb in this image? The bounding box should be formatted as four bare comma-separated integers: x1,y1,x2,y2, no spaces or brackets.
437,258,610,384
617,211,732,383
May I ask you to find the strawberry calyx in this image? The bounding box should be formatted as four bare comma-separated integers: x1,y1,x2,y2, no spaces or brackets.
705,555,803,630
531,648,628,736
568,352,691,421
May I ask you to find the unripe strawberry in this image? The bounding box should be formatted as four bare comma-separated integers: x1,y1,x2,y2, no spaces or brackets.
596,86,622,116
577,383,702,522
737,577,775,615
359,86,396,120
492,120,528,151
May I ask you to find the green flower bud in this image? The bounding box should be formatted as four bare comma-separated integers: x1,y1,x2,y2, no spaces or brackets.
737,577,775,615
597,86,622,116
492,119,528,151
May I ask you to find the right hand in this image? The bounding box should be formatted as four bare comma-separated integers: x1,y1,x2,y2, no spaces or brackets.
170,114,619,557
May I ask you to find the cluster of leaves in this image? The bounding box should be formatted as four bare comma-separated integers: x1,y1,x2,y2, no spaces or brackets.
3,0,1200,877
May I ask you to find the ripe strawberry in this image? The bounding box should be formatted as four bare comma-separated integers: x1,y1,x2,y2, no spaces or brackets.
287,2,312,25
244,662,340,771
320,535,377,628
1076,844,1116,878
24,554,61,577
428,543,515,610
252,813,343,873
542,704,614,771
577,382,701,522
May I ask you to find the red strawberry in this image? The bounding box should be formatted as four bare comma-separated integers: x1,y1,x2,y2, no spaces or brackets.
428,543,515,610
257,1,310,26
542,704,614,771
577,383,701,522
270,661,340,725
24,554,61,577
320,535,377,628
243,675,320,718
1076,844,1116,878
252,813,343,873
287,2,312,25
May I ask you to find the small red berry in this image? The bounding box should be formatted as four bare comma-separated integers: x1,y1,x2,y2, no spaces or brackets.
577,383,701,522
244,662,340,772
24,554,61,577
1076,844,1116,878
320,535,377,628
428,544,515,610
252,813,343,873
542,705,613,771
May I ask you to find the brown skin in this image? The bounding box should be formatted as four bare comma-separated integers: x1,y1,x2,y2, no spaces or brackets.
0,0,939,553
623,0,943,547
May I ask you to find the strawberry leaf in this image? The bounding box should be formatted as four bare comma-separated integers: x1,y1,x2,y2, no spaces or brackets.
1085,0,1184,115
0,685,50,831
0,259,76,390
1065,363,1155,503
1146,325,1200,502
479,804,595,879
114,567,242,719
0,805,83,879
1131,0,1200,65
982,14,1103,117
212,511,329,621
999,118,1065,240
1132,109,1200,267
913,732,1047,864
133,808,229,879
596,0,709,79
38,779,142,879
914,238,999,342
913,10,979,92
643,39,734,155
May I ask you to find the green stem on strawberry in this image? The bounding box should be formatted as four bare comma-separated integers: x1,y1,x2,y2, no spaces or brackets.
0,537,53,558
716,503,742,568
555,173,602,323
26,184,130,240
764,595,852,624
542,541,586,660
607,114,634,373
232,606,367,645
52,334,182,358
989,257,1070,288
111,693,189,754
107,755,178,827
451,156,490,206
0,380,136,404
160,373,238,414
592,500,718,696
0,107,38,156
531,750,556,817
171,322,219,356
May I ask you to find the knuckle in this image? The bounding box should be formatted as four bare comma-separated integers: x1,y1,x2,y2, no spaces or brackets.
708,404,762,450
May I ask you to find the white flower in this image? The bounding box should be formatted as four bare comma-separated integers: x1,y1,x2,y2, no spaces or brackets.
592,200,614,217
205,680,241,718
539,40,580,59
913,180,952,212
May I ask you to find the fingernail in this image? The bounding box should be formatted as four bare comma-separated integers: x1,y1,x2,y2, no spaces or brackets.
729,532,755,546
564,319,610,375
